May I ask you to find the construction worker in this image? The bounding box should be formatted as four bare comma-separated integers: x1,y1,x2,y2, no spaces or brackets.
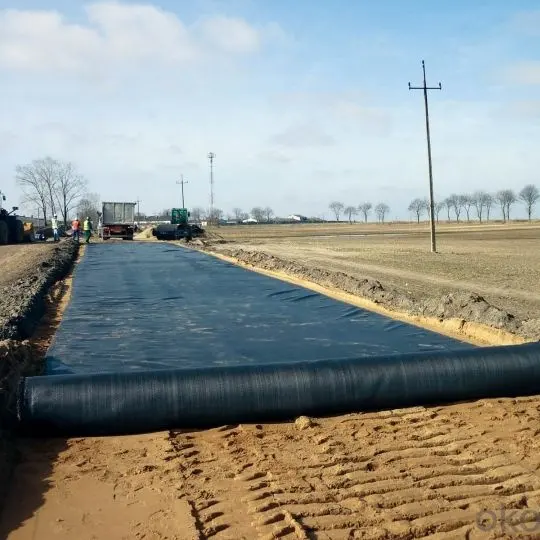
83,216,93,243
71,217,81,242
51,214,59,242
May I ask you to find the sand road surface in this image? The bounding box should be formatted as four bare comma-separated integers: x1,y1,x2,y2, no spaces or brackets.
3,396,540,539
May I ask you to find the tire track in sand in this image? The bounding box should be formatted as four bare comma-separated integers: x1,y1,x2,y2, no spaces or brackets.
170,399,540,539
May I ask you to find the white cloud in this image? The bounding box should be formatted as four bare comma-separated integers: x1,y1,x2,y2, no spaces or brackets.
195,16,260,54
0,2,282,75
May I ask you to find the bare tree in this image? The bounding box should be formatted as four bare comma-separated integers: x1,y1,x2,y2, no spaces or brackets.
208,208,224,223
232,207,244,222
358,202,372,223
484,193,494,221
263,207,274,223
444,198,452,221
460,195,473,222
16,157,87,226
55,162,87,226
77,193,101,224
251,207,265,222
472,191,490,222
16,158,54,225
344,206,357,223
446,194,462,222
408,198,427,224
329,201,345,221
519,184,539,221
190,207,205,222
374,203,390,223
496,190,517,221
435,201,445,223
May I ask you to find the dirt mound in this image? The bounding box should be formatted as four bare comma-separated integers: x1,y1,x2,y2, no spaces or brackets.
134,227,154,240
423,292,519,331
0,241,78,340
215,248,531,341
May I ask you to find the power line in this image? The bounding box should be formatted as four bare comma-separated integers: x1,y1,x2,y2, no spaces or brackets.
176,175,188,208
408,60,442,253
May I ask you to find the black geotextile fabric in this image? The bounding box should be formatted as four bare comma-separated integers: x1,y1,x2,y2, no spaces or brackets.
43,243,472,375
16,243,540,435
19,343,540,436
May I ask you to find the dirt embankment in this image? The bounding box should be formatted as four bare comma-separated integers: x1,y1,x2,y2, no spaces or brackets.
205,246,540,345
0,241,78,509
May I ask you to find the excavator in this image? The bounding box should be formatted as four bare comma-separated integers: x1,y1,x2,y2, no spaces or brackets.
0,193,35,245
152,208,204,241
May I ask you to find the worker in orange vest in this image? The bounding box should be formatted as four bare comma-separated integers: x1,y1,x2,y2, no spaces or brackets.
71,217,81,242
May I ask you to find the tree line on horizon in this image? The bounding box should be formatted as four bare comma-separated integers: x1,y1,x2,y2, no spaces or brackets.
13,156,539,227
408,184,539,224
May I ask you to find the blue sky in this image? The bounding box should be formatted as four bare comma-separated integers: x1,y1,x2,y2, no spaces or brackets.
0,0,539,219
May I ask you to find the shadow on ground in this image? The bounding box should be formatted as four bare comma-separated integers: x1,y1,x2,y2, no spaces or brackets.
0,437,68,538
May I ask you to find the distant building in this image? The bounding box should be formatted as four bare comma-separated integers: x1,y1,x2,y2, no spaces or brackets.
242,218,258,224
287,214,308,222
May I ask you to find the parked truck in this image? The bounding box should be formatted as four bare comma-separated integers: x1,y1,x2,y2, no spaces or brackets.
101,201,136,241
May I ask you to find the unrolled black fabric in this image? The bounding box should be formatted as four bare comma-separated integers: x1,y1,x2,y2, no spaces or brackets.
44,243,471,375
19,342,540,435
18,242,540,436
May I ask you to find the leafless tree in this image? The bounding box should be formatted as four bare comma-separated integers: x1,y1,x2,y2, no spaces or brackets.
55,162,87,226
484,193,494,221
77,193,101,224
496,189,517,221
444,198,452,221
16,158,54,225
208,208,224,223
358,202,372,223
435,201,445,223
472,191,490,222
460,195,474,222
408,198,427,224
16,157,86,226
329,201,345,221
374,203,390,223
446,194,462,222
232,208,244,222
263,207,274,223
519,184,539,221
344,206,357,223
190,207,205,222
251,207,265,222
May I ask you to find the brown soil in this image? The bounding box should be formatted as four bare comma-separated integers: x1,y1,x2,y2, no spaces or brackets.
4,398,540,539
3,228,540,539
0,243,58,289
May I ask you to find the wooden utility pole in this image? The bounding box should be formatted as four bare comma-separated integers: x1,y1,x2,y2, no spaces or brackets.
176,175,188,208
408,60,442,253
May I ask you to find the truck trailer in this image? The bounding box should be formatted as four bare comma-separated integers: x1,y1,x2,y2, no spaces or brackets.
101,201,136,240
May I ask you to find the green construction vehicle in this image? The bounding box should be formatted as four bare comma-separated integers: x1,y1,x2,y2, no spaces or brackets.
152,208,204,241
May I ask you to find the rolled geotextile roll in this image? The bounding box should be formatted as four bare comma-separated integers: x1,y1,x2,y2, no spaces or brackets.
17,342,540,436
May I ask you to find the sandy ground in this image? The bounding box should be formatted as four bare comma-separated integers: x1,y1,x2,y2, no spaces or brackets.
3,399,540,539
3,226,540,539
